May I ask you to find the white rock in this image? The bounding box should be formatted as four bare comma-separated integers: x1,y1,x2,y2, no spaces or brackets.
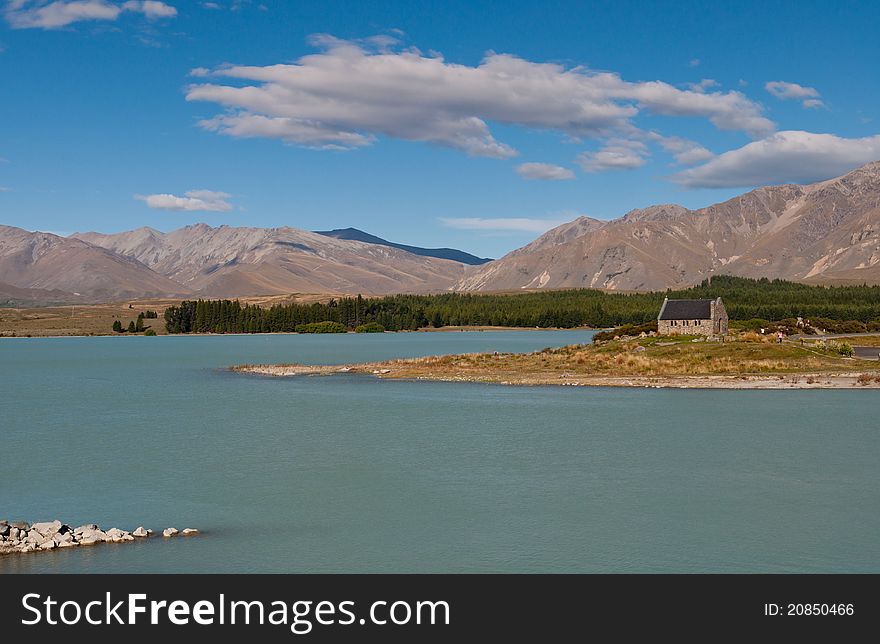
76,529,107,544
181,528,199,536
105,528,131,543
163,528,178,538
132,526,149,538
31,520,62,536
74,524,98,535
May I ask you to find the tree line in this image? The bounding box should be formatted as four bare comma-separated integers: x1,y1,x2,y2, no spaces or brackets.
112,311,158,334
162,276,880,334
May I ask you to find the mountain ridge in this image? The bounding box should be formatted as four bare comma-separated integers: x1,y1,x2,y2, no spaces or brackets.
456,160,880,291
314,227,491,265
70,223,468,298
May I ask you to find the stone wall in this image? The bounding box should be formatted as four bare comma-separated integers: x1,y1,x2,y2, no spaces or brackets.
658,318,714,336
713,298,729,335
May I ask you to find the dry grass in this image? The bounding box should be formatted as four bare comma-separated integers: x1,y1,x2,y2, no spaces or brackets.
0,300,174,337
378,337,848,379
234,333,880,389
0,292,336,338
837,335,880,347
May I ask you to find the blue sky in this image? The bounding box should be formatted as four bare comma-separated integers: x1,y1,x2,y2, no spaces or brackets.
1,0,879,258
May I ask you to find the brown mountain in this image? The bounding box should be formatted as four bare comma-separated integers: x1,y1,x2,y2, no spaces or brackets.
0,281,91,307
0,225,187,301
457,161,880,291
72,223,467,297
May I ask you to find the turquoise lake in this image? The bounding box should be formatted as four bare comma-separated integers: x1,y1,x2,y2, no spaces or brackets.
1,331,878,573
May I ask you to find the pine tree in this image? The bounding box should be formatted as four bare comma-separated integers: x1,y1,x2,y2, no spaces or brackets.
127,320,136,333
112,320,123,333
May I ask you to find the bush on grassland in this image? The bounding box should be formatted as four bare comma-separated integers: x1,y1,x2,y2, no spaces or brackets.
354,322,385,333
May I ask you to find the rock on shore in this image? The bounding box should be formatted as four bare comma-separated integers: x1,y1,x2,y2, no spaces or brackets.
0,520,198,556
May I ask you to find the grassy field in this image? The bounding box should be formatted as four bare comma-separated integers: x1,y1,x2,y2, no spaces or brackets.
0,293,335,338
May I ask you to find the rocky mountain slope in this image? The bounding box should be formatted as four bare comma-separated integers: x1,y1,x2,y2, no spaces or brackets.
457,161,880,291
0,225,187,301
72,224,467,297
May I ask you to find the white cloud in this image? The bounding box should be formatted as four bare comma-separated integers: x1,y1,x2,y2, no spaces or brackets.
122,0,175,18
671,130,880,188
185,35,773,159
688,58,700,67
4,0,176,29
765,80,818,100
515,162,574,180
577,139,649,172
685,78,719,93
651,134,714,165
0,186,10,192
201,1,219,7
765,80,824,109
135,189,233,212
440,217,566,233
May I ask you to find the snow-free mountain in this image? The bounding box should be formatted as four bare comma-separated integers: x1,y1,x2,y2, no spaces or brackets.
71,224,468,298
3,161,880,303
458,161,880,291
0,223,472,302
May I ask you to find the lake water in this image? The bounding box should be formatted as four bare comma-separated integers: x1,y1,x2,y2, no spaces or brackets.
2,331,879,573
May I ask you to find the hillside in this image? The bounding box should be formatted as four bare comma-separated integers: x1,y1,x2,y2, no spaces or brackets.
457,161,880,291
72,223,468,297
314,227,491,265
0,225,187,301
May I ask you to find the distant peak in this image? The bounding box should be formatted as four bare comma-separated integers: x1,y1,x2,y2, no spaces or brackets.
314,227,491,265
621,204,689,222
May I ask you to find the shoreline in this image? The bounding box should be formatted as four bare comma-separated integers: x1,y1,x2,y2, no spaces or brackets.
0,520,199,557
0,325,596,340
232,364,880,390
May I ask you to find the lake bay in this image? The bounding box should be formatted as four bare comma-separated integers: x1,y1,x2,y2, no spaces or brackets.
2,331,878,573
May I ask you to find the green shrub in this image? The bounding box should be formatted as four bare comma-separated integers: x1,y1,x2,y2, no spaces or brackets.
294,321,347,334
144,329,157,336
837,342,854,357
354,322,385,333
731,318,771,332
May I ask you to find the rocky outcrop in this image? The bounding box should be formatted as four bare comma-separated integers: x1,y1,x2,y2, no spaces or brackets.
0,519,199,557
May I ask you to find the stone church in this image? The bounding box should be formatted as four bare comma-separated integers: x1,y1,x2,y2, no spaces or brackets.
657,297,728,337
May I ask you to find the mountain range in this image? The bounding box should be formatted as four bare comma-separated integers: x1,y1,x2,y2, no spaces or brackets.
457,160,880,291
2,161,880,304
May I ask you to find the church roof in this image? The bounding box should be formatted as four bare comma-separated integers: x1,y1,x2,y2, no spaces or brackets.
658,298,714,320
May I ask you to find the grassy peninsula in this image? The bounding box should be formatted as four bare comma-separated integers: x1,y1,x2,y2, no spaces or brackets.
233,332,880,389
